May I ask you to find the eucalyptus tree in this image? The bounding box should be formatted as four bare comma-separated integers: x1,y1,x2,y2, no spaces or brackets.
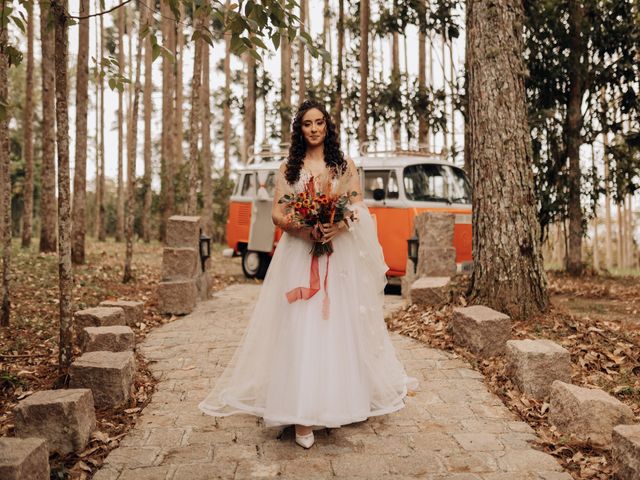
333,0,344,136
357,0,369,147
243,51,257,163
525,0,640,275
142,0,153,243
51,0,73,372
467,0,548,318
21,1,34,248
71,0,90,264
116,6,125,242
123,2,144,283
0,1,10,326
39,0,57,253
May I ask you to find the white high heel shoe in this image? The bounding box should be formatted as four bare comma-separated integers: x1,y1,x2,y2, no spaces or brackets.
295,430,315,449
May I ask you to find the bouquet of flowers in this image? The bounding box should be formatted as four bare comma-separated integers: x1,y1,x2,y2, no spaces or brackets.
279,175,358,257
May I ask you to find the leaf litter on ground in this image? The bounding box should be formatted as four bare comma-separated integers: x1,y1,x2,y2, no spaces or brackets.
385,271,640,480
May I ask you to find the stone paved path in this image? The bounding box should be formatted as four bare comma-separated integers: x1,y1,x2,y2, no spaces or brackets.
94,284,571,480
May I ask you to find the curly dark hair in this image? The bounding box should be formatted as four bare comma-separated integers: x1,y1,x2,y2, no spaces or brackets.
285,99,346,185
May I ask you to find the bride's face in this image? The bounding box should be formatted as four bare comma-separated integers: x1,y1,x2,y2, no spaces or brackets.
301,108,327,148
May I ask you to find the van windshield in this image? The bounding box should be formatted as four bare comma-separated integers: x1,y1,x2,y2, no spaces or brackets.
403,164,471,204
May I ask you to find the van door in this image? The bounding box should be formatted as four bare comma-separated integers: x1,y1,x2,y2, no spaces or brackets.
248,170,276,253
364,169,407,276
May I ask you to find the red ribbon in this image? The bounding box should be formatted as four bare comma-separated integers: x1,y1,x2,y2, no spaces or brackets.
286,253,331,320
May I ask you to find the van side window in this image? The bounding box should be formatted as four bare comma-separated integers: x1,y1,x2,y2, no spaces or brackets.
363,170,399,200
264,172,276,196
388,171,399,199
241,173,256,196
363,170,389,199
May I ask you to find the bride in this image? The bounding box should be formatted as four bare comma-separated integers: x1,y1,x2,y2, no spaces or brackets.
199,99,418,449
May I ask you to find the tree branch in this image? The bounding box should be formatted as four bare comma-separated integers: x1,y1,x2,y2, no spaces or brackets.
67,0,133,20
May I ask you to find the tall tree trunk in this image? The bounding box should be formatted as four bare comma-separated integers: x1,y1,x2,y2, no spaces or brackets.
392,25,401,148
123,11,143,283
591,143,599,270
201,43,213,235
160,0,175,241
441,34,448,151
565,0,586,275
298,0,306,102
187,17,203,215
417,0,428,148
243,52,256,164
98,10,106,241
626,194,634,268
357,0,369,148
142,1,153,243
93,4,100,238
116,6,125,242
21,2,35,248
174,2,184,168
616,200,623,267
603,131,612,269
280,20,292,144
40,0,57,253
52,0,73,374
449,39,456,156
333,0,344,136
223,3,232,177
428,28,434,150
0,16,11,326
71,0,89,265
320,0,329,93
466,0,548,319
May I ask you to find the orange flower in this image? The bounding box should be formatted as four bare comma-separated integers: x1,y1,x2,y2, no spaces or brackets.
294,201,302,209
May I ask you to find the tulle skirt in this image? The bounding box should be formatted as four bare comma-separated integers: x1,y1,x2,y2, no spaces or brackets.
198,203,419,428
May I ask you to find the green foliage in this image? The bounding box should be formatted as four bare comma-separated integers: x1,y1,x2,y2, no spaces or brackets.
525,0,640,239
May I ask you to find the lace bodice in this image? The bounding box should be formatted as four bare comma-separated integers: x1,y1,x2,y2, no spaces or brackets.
294,168,339,194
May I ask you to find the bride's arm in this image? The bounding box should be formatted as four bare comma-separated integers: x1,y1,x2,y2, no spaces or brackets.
271,163,316,241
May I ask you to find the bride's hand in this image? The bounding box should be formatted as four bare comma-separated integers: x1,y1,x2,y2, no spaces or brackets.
320,221,346,243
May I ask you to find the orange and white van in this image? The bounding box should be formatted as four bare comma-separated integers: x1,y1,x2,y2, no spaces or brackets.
224,149,472,281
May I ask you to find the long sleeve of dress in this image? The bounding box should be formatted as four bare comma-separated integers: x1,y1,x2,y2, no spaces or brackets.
338,158,389,293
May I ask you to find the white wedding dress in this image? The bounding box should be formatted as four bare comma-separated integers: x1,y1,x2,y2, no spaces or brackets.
199,162,419,428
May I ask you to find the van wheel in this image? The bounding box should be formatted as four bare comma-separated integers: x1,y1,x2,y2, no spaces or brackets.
242,250,270,279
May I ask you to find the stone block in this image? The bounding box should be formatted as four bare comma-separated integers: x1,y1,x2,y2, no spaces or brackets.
80,326,135,353
14,389,96,455
401,258,417,299
166,215,201,248
0,437,49,480
409,277,451,307
415,212,455,246
450,306,511,357
162,247,200,281
612,424,640,480
99,300,144,326
70,351,135,409
158,279,198,315
549,381,634,448
74,307,126,332
418,246,457,277
506,339,571,400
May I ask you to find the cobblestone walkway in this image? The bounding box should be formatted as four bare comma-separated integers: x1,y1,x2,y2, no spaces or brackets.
94,284,571,480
